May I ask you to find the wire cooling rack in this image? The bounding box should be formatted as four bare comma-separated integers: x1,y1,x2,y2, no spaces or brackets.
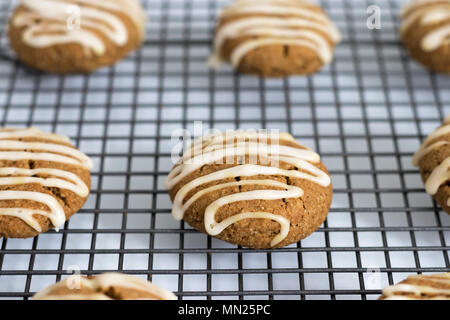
0,0,449,300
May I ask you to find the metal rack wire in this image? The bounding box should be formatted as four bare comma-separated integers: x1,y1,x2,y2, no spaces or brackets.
0,0,449,300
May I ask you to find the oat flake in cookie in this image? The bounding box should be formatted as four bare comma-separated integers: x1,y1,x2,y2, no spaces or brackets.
33,272,177,300
0,128,92,238
413,115,450,214
379,273,450,300
208,0,341,77
166,130,333,249
400,0,450,73
8,0,146,74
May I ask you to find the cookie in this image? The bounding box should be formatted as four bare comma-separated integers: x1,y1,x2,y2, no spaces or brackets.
8,0,146,74
412,115,450,214
165,130,333,249
379,273,450,300
32,272,177,300
208,0,341,77
0,127,92,238
400,0,450,73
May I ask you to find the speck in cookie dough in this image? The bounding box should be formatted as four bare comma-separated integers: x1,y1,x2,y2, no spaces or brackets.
400,0,450,73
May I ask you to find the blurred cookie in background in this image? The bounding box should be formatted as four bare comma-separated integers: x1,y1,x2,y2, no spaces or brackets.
400,0,450,73
8,0,146,73
379,273,450,300
208,0,341,77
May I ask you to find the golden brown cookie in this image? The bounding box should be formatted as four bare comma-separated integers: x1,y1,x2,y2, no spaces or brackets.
0,128,92,238
412,115,450,214
400,0,450,73
208,0,341,77
379,273,450,300
165,130,333,249
33,272,177,300
8,0,146,74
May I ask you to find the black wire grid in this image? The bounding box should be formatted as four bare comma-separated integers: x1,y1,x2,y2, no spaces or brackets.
0,0,449,300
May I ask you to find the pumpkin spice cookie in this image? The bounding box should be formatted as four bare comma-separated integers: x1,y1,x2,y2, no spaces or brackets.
165,130,333,249
400,0,450,73
0,128,92,238
379,273,450,300
8,0,146,74
33,272,177,300
413,115,450,214
208,0,341,77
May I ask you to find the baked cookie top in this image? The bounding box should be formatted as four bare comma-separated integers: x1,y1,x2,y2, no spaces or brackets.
10,0,146,57
400,0,450,52
412,115,450,209
379,273,450,300
209,0,341,69
165,130,332,248
33,272,177,300
0,128,92,238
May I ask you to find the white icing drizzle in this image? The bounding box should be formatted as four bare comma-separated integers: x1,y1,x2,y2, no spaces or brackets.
0,140,93,169
36,294,113,300
0,128,92,233
400,0,450,52
0,127,70,143
209,0,341,68
33,272,177,300
0,208,53,233
167,142,322,189
412,117,450,206
231,38,323,67
401,0,450,16
382,273,450,300
13,0,145,56
422,25,450,51
0,168,89,197
219,2,329,23
165,131,331,247
0,191,65,232
186,130,298,157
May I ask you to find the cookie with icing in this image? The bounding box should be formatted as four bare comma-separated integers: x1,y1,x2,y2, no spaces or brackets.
8,0,146,74
413,115,450,214
0,128,92,238
379,273,450,300
400,0,450,73
165,130,332,249
33,272,177,300
208,0,341,77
